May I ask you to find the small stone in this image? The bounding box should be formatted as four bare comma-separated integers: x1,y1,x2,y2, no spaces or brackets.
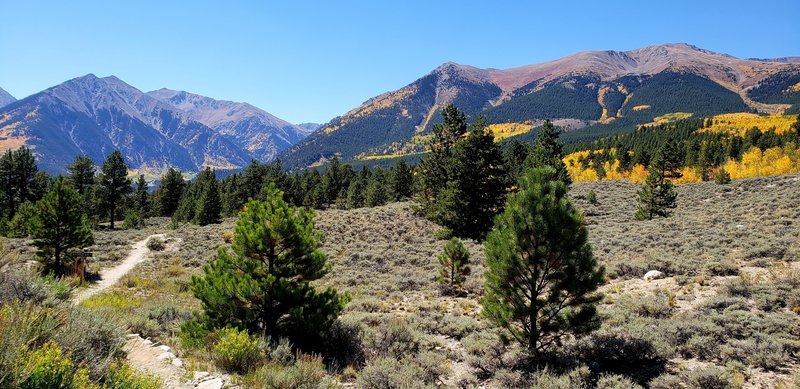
196,378,224,389
156,352,175,361
142,339,153,346
126,334,140,338
171,358,184,368
158,345,172,352
643,270,665,280
193,372,210,381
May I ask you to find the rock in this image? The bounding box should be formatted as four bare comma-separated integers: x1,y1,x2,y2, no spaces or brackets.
158,345,172,352
196,378,224,389
142,339,153,346
156,352,175,361
126,333,140,338
193,372,210,381
171,358,184,368
643,270,665,280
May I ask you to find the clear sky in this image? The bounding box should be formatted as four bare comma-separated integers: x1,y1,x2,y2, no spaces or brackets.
1,1,798,124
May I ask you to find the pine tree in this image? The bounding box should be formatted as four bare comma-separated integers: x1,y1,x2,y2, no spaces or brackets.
0,147,40,219
97,150,131,229
193,168,221,226
387,160,413,201
525,120,571,185
66,155,96,196
438,238,470,295
155,167,185,217
417,104,467,216
445,115,508,239
185,186,346,351
321,157,345,206
345,177,366,209
30,177,94,276
483,167,604,357
660,139,684,180
134,175,150,217
365,168,387,207
504,139,531,181
635,152,678,220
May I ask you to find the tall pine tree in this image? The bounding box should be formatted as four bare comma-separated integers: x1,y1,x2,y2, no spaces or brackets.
525,120,571,185
194,168,222,226
155,167,185,217
635,151,678,220
97,150,131,229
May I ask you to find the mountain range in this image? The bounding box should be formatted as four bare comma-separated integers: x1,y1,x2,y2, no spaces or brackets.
0,76,309,173
279,43,800,169
1,43,798,173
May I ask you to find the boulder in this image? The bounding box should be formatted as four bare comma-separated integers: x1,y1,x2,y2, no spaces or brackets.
643,270,665,280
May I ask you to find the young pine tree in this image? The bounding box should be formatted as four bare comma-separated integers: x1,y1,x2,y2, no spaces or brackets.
387,160,414,201
30,177,94,276
483,167,604,358
185,185,346,351
345,178,366,209
97,150,131,229
438,238,470,295
635,152,678,220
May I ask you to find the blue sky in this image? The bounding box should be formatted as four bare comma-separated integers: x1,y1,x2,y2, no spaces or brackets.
1,1,798,124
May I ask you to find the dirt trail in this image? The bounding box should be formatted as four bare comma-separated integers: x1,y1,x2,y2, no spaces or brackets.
71,234,228,388
73,234,166,304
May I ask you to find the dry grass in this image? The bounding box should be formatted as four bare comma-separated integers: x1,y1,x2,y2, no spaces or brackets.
52,173,800,387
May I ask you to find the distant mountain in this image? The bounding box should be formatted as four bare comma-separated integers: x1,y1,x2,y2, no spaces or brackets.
147,89,308,162
0,75,309,173
280,43,800,169
296,123,322,134
0,87,16,108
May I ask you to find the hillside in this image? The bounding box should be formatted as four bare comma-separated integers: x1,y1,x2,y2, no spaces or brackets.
280,43,800,169
10,173,795,387
0,76,308,174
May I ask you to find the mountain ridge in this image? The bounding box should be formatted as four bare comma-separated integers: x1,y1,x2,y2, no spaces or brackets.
0,75,307,173
279,43,800,169
0,87,16,108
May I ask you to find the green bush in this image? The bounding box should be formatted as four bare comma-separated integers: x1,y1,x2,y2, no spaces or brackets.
103,361,161,389
357,357,433,389
596,374,643,389
56,307,126,379
15,342,84,389
685,366,734,389
244,355,332,389
211,327,264,373
145,237,165,251
362,319,422,359
123,210,144,230
528,367,591,389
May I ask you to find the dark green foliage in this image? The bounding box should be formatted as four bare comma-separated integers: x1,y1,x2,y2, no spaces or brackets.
417,104,468,218
345,177,366,209
635,152,677,220
387,159,413,201
483,167,604,356
185,186,346,352
438,238,470,293
714,169,731,185
0,147,40,220
321,157,353,206
525,120,571,184
485,74,604,122
365,168,387,207
587,190,598,205
154,167,185,217
66,155,95,196
30,177,94,276
134,175,150,217
503,139,532,181
445,116,508,238
746,69,800,104
193,168,222,226
96,150,131,229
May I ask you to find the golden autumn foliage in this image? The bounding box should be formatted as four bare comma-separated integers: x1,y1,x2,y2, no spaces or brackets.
563,143,800,184
701,113,799,136
487,122,534,141
722,144,800,179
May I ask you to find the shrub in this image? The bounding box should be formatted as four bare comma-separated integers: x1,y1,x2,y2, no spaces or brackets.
528,367,591,389
714,169,732,185
685,366,734,389
14,342,88,389
704,260,739,276
363,319,422,359
462,331,506,378
244,355,330,389
123,210,144,230
211,327,264,373
56,307,126,379
146,237,165,251
415,351,450,386
596,374,644,389
104,361,161,389
357,357,434,389
587,190,598,205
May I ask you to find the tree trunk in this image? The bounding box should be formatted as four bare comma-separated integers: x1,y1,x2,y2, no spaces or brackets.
110,203,115,229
